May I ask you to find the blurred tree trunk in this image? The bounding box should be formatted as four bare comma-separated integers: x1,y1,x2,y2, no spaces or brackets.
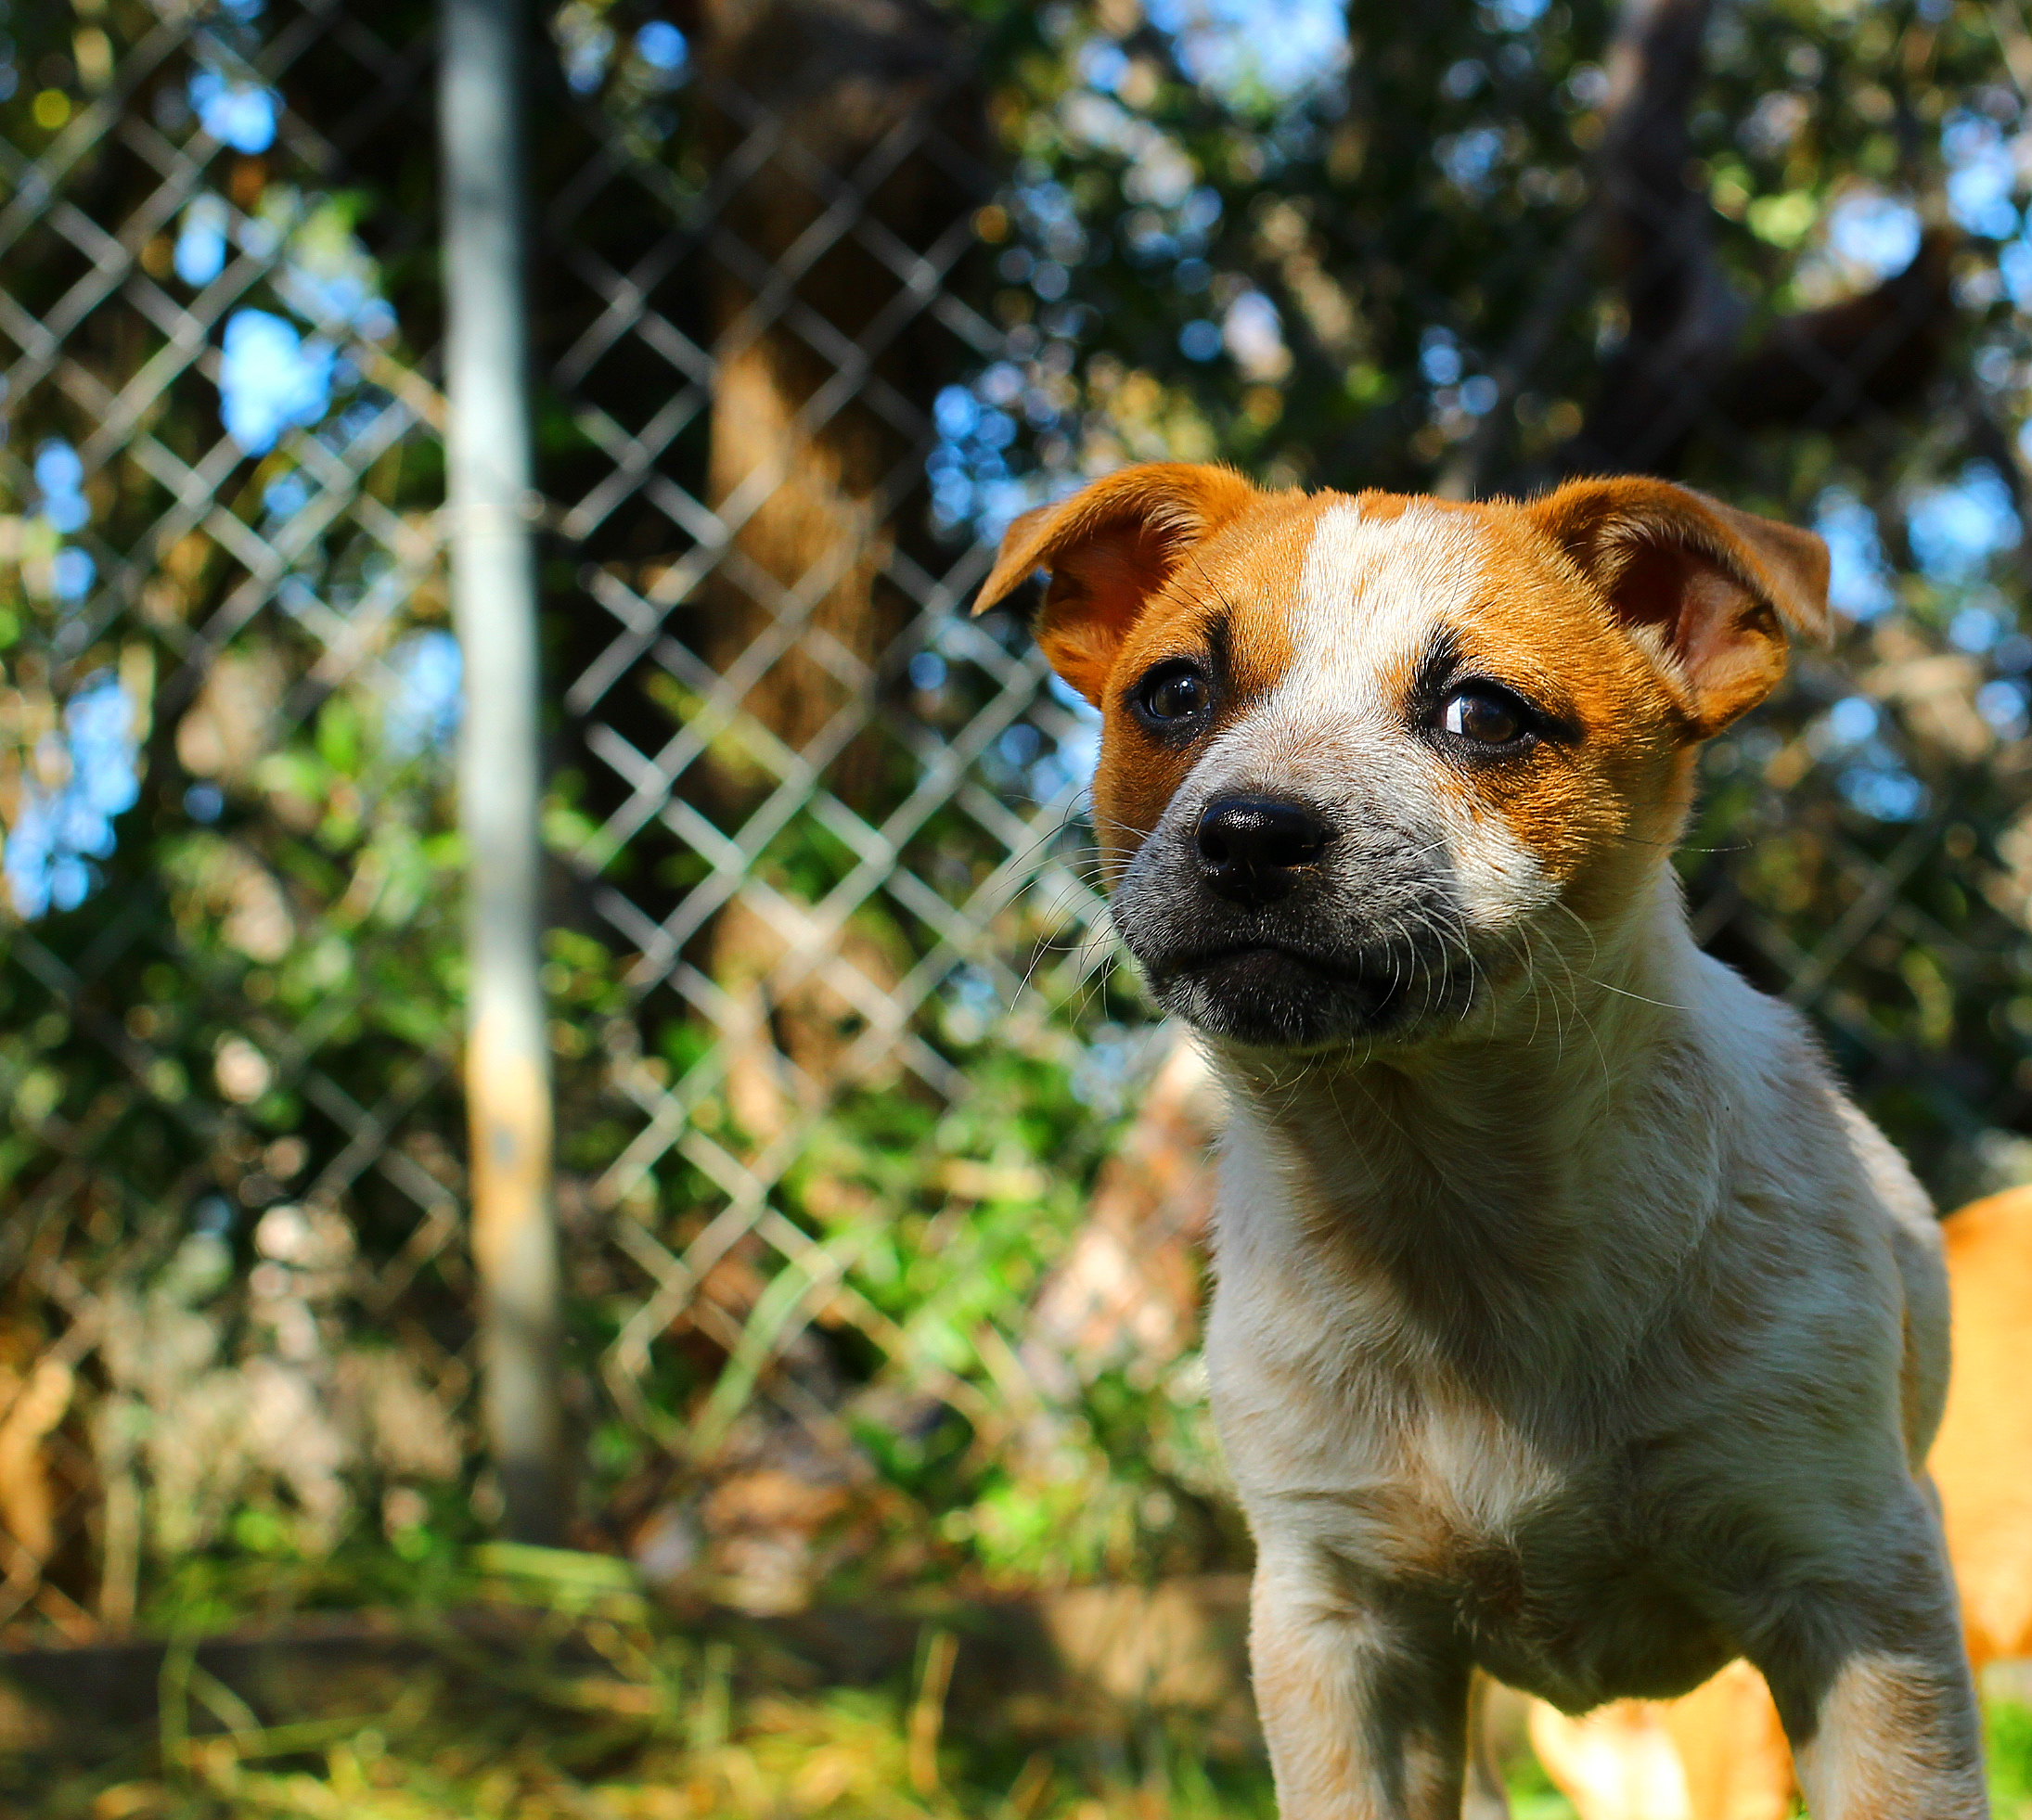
1023,1035,1222,1395
693,0,978,809
688,0,984,1138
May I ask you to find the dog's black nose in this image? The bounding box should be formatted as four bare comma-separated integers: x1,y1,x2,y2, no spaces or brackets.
1195,796,1330,906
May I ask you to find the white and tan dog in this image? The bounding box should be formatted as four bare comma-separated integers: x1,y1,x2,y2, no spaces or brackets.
974,463,1986,1818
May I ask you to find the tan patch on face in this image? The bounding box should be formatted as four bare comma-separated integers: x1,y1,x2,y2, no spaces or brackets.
1224,493,1691,933
1524,477,1830,740
1348,487,1411,522
1088,492,1323,873
1032,519,1179,705
1434,506,1690,922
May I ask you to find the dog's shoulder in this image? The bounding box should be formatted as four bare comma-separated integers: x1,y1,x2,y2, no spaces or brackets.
1687,944,1932,1226
1678,945,1950,1467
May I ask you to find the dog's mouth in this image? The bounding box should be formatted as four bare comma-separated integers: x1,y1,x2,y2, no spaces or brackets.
1146,941,1468,1047
1153,941,1379,986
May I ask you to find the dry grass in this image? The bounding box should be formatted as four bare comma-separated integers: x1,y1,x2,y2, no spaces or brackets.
6,1612,1288,1820
13,1603,2032,1820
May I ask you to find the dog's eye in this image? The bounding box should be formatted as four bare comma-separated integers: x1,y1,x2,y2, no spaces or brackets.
1436,684,1534,749
1133,661,1212,729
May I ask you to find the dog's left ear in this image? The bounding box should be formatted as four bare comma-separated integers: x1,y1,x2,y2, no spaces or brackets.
1526,478,1831,739
971,463,1259,705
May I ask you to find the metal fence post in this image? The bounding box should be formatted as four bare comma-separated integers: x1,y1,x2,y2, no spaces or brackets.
439,0,564,1544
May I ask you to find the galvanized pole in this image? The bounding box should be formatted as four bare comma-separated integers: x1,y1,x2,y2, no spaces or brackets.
439,0,564,1544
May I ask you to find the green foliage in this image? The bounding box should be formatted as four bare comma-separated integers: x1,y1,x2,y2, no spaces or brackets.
21,1603,2032,1820
1993,1696,2032,1816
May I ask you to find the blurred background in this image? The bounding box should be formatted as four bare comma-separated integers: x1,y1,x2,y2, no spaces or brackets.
5,0,2032,1813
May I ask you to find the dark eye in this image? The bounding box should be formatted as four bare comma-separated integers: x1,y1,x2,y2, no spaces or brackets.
1133,660,1212,730
1436,684,1535,749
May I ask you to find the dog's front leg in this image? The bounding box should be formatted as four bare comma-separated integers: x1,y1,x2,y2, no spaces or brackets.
1251,1551,1476,1819
1768,1641,1987,1819
1754,1515,1987,1818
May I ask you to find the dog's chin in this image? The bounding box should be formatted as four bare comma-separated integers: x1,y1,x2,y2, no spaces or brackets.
1146,943,1468,1052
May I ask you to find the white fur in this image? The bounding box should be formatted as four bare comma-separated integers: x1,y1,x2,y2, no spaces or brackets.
1793,1655,1987,1819
1275,501,1483,723
1241,501,1550,934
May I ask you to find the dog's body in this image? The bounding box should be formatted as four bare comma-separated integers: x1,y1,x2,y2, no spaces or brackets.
976,465,1987,1817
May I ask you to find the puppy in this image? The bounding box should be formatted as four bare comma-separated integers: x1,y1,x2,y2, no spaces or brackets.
973,463,1986,1818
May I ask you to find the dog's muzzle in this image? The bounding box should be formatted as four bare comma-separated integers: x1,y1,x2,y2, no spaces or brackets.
1113,791,1473,1049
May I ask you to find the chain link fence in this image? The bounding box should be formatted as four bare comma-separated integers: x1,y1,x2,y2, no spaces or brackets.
2,0,2030,1647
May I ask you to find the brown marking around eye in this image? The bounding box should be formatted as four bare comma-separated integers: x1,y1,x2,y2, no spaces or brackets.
1089,493,1320,876
1420,510,1691,913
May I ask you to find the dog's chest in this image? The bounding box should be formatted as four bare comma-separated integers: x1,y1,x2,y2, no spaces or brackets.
1205,1241,1563,1559
1207,1210,1732,1704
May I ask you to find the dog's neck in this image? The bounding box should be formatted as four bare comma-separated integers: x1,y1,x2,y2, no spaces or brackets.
1209,866,1740,1376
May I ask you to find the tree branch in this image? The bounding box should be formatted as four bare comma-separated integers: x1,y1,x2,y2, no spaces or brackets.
1562,0,1961,478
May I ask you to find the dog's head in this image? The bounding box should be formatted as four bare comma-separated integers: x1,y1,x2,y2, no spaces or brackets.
974,463,1828,1052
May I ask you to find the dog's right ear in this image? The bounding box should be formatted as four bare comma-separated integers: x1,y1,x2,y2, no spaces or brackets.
1525,477,1831,739
971,463,1258,705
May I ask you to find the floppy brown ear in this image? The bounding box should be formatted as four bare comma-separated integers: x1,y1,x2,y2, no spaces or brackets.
1526,477,1831,738
971,463,1259,705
